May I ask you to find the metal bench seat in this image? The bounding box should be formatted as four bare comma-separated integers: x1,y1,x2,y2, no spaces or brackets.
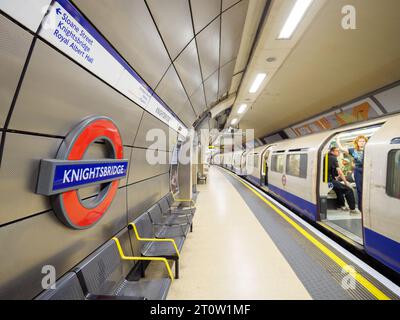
35,271,147,300
159,197,194,229
130,214,184,278
113,278,170,300
74,237,172,300
142,237,184,257
166,193,197,216
35,272,86,300
155,223,190,238
149,203,192,236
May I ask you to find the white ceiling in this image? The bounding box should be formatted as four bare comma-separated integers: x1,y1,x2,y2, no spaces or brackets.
230,0,400,137
71,0,399,134
73,0,250,128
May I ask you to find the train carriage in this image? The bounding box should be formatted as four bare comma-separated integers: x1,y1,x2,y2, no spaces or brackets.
220,114,400,274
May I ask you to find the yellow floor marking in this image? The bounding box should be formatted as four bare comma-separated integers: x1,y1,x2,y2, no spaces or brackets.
222,168,390,300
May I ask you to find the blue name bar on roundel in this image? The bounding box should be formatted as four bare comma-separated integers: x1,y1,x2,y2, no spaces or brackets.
36,159,129,196
53,162,128,191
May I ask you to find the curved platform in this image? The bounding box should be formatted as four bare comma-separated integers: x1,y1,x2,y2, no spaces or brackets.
167,166,400,300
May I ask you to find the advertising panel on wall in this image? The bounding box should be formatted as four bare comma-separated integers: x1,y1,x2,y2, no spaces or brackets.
285,83,400,138
170,142,182,195
291,99,383,137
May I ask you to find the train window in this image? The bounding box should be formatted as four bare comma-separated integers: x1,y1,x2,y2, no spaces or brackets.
391,138,400,144
286,154,308,178
254,154,259,168
386,150,400,199
271,154,285,173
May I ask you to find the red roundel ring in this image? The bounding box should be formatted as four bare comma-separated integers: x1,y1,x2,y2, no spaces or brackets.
52,116,124,229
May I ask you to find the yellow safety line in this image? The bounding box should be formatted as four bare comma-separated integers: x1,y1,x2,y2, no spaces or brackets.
129,223,180,258
222,168,390,300
112,237,174,281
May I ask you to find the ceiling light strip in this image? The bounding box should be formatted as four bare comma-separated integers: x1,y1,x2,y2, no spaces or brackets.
249,73,267,93
278,0,313,39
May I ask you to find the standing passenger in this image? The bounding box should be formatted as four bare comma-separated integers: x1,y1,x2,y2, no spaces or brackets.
327,147,358,214
337,136,368,211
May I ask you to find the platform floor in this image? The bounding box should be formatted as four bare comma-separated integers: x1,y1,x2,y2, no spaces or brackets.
167,166,311,300
167,166,399,300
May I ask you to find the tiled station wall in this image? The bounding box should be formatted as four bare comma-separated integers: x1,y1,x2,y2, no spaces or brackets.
0,12,178,299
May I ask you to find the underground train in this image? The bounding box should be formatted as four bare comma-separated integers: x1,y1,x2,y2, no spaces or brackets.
213,114,400,275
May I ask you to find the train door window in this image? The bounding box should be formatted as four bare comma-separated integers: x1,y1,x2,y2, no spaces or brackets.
386,150,400,199
261,150,271,186
261,150,270,175
254,154,259,168
286,154,308,178
271,154,285,173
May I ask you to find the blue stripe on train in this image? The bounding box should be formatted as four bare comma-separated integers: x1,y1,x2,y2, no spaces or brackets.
364,228,400,274
244,172,400,274
267,184,317,221
243,175,317,220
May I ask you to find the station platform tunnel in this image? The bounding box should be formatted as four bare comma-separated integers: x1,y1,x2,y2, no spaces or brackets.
0,0,400,301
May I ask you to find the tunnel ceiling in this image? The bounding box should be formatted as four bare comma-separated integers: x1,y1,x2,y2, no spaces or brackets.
73,0,250,128
228,0,400,138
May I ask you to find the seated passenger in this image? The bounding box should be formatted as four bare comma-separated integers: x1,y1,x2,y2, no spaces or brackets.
327,147,359,215
341,157,355,183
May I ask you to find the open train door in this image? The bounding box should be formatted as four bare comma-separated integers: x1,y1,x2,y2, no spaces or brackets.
318,125,382,245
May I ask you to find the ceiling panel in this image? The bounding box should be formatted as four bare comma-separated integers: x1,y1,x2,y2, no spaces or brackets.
74,0,170,89
204,71,219,108
222,0,240,11
219,59,236,97
191,0,221,34
220,0,248,66
175,99,197,127
229,72,242,94
155,65,188,115
190,85,207,115
147,0,194,60
174,40,202,96
241,0,400,138
196,17,220,80
179,100,196,127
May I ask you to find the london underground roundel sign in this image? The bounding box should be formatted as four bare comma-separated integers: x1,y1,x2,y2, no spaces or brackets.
36,116,129,229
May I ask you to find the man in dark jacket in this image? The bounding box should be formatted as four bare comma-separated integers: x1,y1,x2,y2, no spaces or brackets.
327,147,358,214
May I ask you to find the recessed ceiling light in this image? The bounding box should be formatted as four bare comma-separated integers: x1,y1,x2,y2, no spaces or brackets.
278,0,313,39
266,57,276,62
231,118,238,125
249,73,267,93
237,104,247,114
